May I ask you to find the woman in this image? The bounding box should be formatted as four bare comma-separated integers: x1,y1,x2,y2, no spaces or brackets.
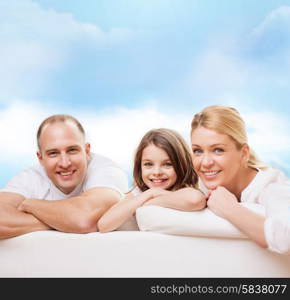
190,105,290,254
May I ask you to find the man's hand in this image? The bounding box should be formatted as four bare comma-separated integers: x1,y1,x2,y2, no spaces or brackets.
17,198,29,212
0,192,51,239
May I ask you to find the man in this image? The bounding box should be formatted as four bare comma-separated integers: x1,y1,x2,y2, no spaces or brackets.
0,114,128,238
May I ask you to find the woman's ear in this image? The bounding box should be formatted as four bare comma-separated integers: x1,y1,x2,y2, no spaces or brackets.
241,144,250,166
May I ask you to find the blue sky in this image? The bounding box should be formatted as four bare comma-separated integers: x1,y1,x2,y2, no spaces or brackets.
1,0,290,187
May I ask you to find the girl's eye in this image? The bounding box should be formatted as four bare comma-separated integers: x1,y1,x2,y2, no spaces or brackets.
192,149,202,155
164,162,173,167
143,162,153,167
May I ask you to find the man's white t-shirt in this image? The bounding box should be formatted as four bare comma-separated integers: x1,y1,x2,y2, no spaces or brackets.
0,153,128,200
199,167,290,254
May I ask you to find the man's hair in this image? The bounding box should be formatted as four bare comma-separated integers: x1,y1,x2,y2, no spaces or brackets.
37,114,85,150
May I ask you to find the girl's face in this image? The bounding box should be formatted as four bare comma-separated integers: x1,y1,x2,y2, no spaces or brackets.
141,144,177,190
191,126,249,192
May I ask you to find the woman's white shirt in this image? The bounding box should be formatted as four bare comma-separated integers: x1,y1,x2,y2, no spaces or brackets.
199,167,290,254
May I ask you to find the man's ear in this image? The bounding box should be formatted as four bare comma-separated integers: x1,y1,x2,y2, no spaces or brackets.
37,151,43,165
85,143,91,158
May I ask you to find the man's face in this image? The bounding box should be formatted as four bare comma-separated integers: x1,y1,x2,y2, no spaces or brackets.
37,121,90,194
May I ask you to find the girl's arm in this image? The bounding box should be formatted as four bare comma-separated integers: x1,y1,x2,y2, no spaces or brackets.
143,187,206,211
207,186,267,248
97,189,155,233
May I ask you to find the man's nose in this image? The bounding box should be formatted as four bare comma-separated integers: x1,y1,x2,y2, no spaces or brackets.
58,154,71,168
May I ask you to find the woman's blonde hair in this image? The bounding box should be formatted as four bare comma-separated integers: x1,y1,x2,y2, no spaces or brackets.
133,128,198,192
191,105,266,170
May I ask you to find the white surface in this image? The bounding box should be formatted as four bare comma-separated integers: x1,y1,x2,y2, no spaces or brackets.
0,230,289,278
136,203,265,239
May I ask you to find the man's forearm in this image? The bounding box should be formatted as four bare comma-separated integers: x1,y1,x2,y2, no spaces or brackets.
19,198,86,233
19,188,121,233
0,204,51,239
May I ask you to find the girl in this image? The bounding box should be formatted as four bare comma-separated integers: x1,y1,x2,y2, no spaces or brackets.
98,128,206,232
190,105,290,254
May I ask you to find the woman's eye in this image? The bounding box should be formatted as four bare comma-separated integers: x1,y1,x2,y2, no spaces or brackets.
214,148,224,153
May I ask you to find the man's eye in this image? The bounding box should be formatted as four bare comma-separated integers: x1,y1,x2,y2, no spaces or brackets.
69,148,78,153
48,152,57,157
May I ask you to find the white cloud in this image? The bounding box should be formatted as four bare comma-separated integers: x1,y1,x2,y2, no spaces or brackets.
252,6,290,37
0,101,48,162
80,105,192,173
0,0,139,102
2,0,136,45
245,110,290,148
1,101,289,182
185,49,246,92
182,5,290,101
0,101,192,177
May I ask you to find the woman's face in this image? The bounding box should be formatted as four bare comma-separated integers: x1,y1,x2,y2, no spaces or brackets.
191,126,248,191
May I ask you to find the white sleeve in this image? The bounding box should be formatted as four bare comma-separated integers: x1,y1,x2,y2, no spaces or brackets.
262,183,290,254
84,165,129,197
264,214,290,255
0,169,37,198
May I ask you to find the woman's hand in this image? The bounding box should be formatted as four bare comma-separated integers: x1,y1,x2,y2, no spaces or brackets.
207,186,268,248
207,186,239,218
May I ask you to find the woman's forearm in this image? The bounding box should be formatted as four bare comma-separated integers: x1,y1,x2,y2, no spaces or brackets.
224,203,267,248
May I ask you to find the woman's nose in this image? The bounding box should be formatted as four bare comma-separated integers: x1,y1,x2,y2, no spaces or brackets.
201,153,214,167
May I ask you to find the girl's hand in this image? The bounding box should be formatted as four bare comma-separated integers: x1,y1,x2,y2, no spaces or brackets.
141,188,170,206
148,187,171,199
